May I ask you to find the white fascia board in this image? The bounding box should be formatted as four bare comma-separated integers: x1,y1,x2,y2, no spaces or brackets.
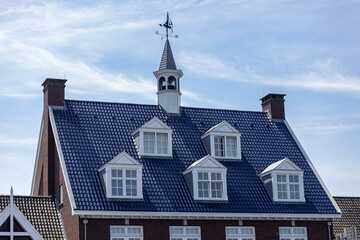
30,117,44,195
131,117,172,135
283,119,342,214
49,107,77,212
12,205,44,240
183,166,227,176
73,210,341,220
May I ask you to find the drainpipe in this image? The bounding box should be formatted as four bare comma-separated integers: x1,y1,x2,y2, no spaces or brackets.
83,218,88,240
327,221,332,240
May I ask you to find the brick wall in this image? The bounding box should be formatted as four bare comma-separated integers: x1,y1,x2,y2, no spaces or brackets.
78,218,332,240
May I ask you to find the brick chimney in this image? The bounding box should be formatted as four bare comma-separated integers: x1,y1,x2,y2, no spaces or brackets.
260,93,286,120
38,78,66,196
42,78,67,108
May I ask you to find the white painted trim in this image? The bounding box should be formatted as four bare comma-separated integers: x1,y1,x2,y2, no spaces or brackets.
73,210,341,220
271,171,305,202
225,226,256,239
30,117,44,195
98,151,142,172
169,226,201,239
283,120,342,214
49,107,77,211
110,225,143,240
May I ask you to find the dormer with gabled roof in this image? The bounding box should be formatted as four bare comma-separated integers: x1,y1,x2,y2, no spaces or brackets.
132,117,173,157
201,120,241,160
261,158,305,203
98,151,143,200
183,155,228,201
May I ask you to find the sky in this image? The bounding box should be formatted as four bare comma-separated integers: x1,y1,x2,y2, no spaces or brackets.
0,0,359,197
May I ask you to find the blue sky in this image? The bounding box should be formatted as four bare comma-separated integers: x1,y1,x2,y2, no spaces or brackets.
0,0,359,196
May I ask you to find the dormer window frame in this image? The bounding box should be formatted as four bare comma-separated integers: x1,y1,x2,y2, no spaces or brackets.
98,152,143,200
260,158,305,203
201,121,241,160
132,117,173,158
271,170,305,202
183,155,228,201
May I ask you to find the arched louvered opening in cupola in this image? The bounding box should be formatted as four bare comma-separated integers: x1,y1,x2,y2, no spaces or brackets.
158,77,166,91
168,76,176,90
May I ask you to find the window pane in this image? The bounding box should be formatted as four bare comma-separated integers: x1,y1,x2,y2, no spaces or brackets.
289,175,299,183
290,184,300,199
157,133,168,154
126,170,137,178
226,136,237,157
144,132,155,154
198,182,209,198
211,182,222,198
277,183,287,199
198,172,208,180
277,174,287,182
214,136,224,157
126,180,137,196
211,173,221,180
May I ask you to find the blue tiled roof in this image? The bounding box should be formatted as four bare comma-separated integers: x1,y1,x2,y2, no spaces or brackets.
52,100,337,214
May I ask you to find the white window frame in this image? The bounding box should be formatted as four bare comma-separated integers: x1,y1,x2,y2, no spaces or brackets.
225,226,256,240
210,133,241,159
169,226,201,240
272,171,305,202
132,117,173,157
105,166,143,199
192,169,228,201
142,131,171,156
110,226,143,240
279,227,307,240
59,184,63,205
201,121,241,160
196,171,226,200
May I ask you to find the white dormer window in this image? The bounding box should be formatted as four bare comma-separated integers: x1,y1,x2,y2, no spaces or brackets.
98,152,143,199
132,117,172,157
260,158,305,202
201,121,241,160
183,155,228,201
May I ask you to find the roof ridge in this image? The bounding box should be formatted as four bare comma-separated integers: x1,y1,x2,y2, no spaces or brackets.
65,99,266,114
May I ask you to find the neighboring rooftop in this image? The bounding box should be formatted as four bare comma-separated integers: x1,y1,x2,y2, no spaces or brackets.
0,195,65,240
333,196,360,239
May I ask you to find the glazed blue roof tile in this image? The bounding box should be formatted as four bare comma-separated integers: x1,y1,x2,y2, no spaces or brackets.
51,100,338,214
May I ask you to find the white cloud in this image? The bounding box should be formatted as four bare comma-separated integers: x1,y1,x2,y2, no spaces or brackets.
179,51,360,94
0,135,37,148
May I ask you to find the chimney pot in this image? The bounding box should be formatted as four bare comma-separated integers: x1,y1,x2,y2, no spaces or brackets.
260,93,286,119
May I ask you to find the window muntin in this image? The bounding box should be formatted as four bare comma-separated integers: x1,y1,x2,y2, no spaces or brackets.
226,227,256,240
111,226,143,240
144,133,155,154
197,172,223,199
275,174,301,201
111,169,139,198
169,226,201,240
143,132,169,155
279,227,307,240
214,136,238,158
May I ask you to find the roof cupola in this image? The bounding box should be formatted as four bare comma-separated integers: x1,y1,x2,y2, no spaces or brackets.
154,12,183,114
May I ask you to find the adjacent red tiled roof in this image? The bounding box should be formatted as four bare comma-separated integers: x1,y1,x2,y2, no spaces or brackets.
333,196,360,239
0,195,65,240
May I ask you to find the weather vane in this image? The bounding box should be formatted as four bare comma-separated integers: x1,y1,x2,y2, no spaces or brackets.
156,12,178,40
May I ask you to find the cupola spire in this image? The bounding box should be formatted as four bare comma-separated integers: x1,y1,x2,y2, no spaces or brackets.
154,12,183,114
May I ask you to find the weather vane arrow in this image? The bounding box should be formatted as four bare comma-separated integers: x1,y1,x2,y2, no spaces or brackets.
156,12,178,40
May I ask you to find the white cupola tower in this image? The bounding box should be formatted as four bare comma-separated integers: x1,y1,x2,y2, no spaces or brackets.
154,13,183,114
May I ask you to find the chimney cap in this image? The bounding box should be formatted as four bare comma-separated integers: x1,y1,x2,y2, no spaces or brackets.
260,93,286,103
42,78,67,87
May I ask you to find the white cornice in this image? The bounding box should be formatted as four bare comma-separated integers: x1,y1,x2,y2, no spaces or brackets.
73,210,340,220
